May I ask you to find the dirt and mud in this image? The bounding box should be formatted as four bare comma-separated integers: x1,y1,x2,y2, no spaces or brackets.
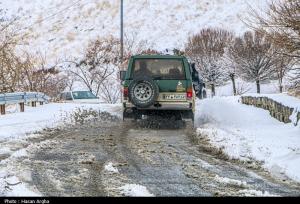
1,110,300,197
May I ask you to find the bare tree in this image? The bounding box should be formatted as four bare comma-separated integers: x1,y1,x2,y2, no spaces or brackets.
270,42,295,93
65,75,76,92
0,11,22,93
245,0,300,93
117,32,156,71
229,31,276,94
289,66,300,95
99,78,121,104
0,48,68,96
227,64,238,96
0,47,21,92
236,80,252,95
0,11,20,53
66,37,119,97
223,48,239,95
0,11,67,96
124,32,154,56
185,28,234,96
64,34,159,103
19,51,68,97
246,0,300,59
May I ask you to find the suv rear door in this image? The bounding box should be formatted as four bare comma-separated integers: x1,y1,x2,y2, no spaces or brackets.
131,58,189,93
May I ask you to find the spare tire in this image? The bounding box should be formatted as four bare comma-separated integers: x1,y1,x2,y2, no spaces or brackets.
128,77,159,108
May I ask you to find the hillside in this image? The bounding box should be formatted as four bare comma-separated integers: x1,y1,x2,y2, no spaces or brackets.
0,0,268,62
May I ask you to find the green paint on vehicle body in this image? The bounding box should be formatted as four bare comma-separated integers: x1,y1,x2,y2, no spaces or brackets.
123,55,193,92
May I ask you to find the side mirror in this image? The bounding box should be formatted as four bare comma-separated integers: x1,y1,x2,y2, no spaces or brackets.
119,71,127,81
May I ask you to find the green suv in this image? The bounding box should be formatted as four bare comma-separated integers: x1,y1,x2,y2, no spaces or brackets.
120,55,200,126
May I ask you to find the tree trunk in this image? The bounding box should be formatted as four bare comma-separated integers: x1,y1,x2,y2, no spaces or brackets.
256,80,260,94
211,84,215,97
230,74,237,96
279,79,283,93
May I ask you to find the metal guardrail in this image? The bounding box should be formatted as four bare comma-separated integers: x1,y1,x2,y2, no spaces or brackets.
0,92,50,105
0,92,50,115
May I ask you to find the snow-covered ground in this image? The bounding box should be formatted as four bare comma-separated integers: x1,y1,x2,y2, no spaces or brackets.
0,102,121,196
0,103,121,142
196,95,300,182
0,0,268,63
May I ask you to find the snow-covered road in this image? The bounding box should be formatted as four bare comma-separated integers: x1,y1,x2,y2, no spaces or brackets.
0,95,300,196
3,117,299,197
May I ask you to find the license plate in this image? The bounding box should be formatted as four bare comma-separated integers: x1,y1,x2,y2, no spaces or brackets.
163,94,186,100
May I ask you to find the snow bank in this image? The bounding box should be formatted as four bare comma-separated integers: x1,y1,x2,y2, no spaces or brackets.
0,103,121,141
119,184,154,197
196,96,300,182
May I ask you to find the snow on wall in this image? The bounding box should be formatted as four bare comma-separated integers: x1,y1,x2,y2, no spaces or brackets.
242,93,300,125
243,93,300,110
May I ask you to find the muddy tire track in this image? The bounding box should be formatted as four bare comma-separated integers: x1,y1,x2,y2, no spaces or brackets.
5,116,300,197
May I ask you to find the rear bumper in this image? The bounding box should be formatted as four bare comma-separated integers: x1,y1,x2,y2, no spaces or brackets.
123,104,194,120
123,101,193,110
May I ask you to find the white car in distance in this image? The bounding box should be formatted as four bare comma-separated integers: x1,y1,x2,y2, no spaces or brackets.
59,91,102,104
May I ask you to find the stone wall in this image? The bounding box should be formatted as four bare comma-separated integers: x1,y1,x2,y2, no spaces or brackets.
241,96,300,126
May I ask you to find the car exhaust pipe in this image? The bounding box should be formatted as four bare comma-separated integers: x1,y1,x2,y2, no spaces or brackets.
154,102,161,108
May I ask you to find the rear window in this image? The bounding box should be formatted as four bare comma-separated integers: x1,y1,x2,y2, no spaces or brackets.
132,59,186,80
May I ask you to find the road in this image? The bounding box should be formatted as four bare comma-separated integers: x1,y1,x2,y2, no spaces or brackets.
3,112,300,196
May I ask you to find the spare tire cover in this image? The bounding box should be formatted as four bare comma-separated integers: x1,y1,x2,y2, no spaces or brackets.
128,77,159,108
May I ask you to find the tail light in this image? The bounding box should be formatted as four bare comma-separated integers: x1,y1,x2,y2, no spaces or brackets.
187,87,193,99
123,87,128,99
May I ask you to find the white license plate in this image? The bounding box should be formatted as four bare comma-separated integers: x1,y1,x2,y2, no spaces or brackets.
164,94,186,100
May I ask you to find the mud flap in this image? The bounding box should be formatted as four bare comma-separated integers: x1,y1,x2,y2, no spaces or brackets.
181,110,194,120
123,108,142,121
181,110,194,129
123,109,134,121
184,120,194,130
